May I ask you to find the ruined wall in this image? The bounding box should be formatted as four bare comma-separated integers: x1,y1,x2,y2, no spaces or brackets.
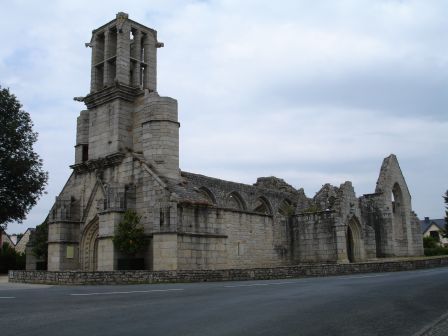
373,155,423,257
410,211,424,255
175,204,288,270
291,212,337,263
178,173,298,268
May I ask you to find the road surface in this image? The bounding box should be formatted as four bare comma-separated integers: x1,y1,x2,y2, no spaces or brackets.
1,267,448,335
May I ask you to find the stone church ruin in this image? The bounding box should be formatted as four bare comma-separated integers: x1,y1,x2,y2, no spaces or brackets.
39,13,423,272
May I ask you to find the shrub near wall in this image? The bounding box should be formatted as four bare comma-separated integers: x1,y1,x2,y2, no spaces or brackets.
0,243,25,273
424,247,448,256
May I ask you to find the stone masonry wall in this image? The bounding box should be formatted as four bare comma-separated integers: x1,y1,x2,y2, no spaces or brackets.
10,256,448,285
177,204,288,270
292,212,337,263
180,172,297,266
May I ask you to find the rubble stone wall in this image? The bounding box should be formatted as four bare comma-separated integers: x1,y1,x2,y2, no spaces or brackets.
10,256,448,285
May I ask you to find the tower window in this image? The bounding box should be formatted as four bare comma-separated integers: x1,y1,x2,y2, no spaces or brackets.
140,65,145,88
95,64,104,91
82,144,89,162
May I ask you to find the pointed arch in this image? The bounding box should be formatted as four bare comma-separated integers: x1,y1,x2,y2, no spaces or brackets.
278,199,293,217
226,191,246,210
253,196,273,215
347,216,363,263
391,182,406,242
391,183,403,214
198,186,216,205
80,216,99,271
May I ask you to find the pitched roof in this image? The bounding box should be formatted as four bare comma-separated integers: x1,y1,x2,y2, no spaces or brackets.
420,218,446,234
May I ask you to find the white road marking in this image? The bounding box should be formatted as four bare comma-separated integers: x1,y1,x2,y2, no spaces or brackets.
70,288,184,296
338,274,388,280
415,269,446,274
224,281,301,288
0,297,15,299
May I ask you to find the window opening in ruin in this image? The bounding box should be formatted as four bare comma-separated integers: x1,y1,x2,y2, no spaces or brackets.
391,183,406,240
107,59,116,85
106,28,117,59
129,29,136,59
278,199,293,217
253,197,272,215
140,65,145,88
347,226,354,262
227,192,245,210
160,209,164,226
82,144,89,162
391,183,402,214
95,64,104,91
199,187,216,205
391,191,396,213
95,33,105,64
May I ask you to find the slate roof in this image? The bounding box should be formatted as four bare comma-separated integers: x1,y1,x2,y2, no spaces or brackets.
420,218,446,234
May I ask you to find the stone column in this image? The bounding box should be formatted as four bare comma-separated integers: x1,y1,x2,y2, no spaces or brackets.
90,38,98,92
115,23,131,85
96,211,123,271
143,33,157,91
334,218,349,264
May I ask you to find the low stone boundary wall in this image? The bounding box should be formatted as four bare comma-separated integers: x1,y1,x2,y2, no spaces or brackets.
9,256,448,285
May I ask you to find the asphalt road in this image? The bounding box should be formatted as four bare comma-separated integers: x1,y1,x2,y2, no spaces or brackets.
1,267,448,336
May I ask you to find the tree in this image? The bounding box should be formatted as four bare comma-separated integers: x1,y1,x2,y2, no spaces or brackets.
0,243,25,273
31,221,48,261
0,86,48,229
113,210,148,257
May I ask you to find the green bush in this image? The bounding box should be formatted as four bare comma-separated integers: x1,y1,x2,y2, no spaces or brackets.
423,236,439,248
0,243,25,273
424,247,448,256
113,210,148,257
31,222,48,259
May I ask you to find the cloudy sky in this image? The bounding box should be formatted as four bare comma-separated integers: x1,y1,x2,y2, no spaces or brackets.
1,0,447,234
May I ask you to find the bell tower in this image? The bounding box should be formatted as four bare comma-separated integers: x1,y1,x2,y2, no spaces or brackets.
72,12,179,181
48,12,181,272
89,12,162,93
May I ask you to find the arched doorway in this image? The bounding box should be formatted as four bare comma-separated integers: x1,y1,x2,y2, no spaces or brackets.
347,226,354,262
80,217,99,271
346,218,362,263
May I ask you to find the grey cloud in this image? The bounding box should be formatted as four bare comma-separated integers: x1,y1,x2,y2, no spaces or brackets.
260,64,448,121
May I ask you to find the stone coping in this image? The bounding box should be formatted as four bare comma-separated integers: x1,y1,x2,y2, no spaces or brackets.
9,256,448,285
